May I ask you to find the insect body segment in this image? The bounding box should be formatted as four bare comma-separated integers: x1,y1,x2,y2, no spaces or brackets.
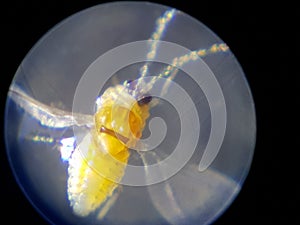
67,85,150,217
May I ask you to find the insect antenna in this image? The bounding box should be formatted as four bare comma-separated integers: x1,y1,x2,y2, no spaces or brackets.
133,8,176,98
142,43,230,97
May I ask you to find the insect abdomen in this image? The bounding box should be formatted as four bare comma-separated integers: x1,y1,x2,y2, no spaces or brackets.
67,131,129,216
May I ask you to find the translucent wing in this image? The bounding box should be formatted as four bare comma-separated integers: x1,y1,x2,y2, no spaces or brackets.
8,84,94,129
139,150,239,225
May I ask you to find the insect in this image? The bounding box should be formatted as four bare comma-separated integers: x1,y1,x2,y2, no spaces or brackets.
67,84,151,216
7,8,229,220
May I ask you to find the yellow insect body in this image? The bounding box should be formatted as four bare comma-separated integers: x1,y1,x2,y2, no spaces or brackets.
67,85,150,216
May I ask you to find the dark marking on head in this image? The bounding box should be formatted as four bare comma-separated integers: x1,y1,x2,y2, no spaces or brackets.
126,80,136,90
138,96,152,106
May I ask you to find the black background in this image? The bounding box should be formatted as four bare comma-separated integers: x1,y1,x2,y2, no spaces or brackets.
0,0,297,224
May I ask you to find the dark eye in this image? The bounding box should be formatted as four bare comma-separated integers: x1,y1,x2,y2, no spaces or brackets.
138,96,152,106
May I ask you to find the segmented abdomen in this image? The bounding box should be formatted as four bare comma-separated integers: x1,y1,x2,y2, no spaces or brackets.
67,131,129,216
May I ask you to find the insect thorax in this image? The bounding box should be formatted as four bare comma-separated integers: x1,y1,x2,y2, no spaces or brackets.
94,85,150,150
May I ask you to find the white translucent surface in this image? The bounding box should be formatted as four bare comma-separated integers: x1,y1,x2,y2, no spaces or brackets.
5,2,255,225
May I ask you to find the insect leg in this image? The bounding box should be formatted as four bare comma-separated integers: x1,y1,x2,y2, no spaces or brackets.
8,85,94,128
96,186,122,220
138,151,185,221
